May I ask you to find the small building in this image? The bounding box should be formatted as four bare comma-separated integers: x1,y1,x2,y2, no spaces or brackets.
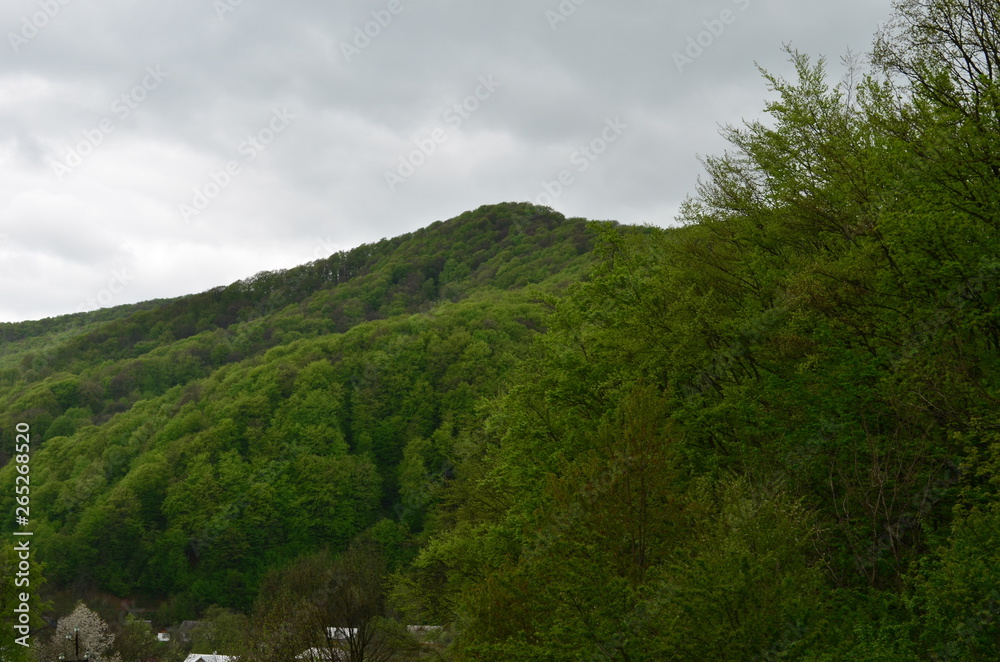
183,655,233,662
297,624,445,660
325,627,357,641
157,630,171,642
177,620,203,643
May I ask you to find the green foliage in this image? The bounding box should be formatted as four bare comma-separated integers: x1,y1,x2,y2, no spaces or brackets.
0,203,591,616
189,605,249,656
395,2,1000,658
115,615,160,662
637,478,826,660
909,505,1000,660
6,3,1000,654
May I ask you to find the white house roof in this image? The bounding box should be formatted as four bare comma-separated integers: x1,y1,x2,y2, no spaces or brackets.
183,655,233,662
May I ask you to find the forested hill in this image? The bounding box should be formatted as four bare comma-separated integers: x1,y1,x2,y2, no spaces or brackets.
7,2,1000,659
0,202,600,614
0,202,592,373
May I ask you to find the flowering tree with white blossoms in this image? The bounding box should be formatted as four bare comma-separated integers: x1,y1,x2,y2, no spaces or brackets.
38,603,121,662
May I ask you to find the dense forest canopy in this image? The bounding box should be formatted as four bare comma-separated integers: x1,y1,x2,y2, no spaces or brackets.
0,202,600,657
5,0,1000,659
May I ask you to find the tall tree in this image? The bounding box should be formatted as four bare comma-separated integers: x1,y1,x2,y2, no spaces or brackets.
244,541,418,662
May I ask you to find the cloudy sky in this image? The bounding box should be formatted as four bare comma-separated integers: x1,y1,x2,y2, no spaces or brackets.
0,0,896,323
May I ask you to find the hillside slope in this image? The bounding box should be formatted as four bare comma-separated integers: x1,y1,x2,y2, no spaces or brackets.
0,202,600,613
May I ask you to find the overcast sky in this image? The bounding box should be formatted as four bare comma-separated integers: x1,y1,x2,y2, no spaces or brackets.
0,0,896,323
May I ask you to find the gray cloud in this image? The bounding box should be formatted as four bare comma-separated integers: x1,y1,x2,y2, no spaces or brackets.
0,0,896,322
